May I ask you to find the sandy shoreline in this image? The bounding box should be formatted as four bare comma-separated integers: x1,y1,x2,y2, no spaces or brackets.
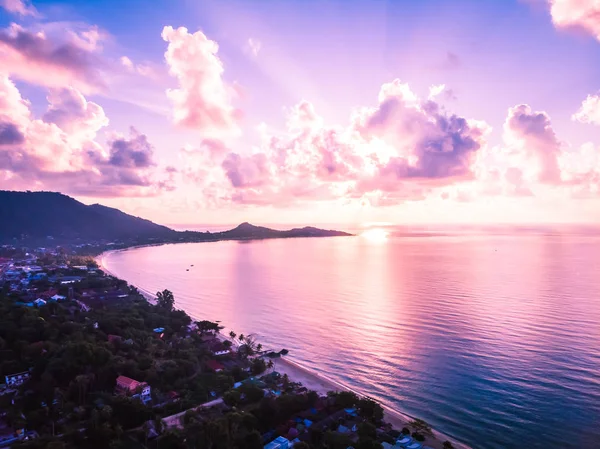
96,249,472,449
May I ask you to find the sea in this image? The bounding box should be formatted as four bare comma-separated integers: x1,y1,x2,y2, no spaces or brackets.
102,225,600,449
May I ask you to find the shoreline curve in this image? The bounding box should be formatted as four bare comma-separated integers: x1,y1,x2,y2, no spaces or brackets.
96,246,472,449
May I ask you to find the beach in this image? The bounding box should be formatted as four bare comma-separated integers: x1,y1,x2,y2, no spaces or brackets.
273,356,470,449
96,248,472,449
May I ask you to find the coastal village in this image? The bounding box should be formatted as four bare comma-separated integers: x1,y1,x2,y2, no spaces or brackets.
0,245,459,449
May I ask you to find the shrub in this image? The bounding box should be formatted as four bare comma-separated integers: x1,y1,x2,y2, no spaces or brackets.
443,441,455,449
409,418,433,437
401,427,411,435
413,432,425,442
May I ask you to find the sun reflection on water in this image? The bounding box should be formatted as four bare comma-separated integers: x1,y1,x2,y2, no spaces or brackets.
361,228,389,242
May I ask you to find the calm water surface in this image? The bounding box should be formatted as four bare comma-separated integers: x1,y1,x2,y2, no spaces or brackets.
104,229,600,449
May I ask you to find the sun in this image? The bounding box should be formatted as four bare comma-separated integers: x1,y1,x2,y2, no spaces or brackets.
361,228,389,242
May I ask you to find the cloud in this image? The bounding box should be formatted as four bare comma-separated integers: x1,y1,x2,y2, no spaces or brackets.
354,80,487,181
120,55,158,79
548,0,600,41
0,74,171,197
245,38,261,57
503,104,562,184
0,0,38,17
179,80,490,207
161,26,241,136
439,51,461,70
0,22,106,92
106,127,155,169
573,93,600,125
0,121,24,145
43,87,109,141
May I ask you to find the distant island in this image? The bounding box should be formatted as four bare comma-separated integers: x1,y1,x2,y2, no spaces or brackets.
0,191,352,248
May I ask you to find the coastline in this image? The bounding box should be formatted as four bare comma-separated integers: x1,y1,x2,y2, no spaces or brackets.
96,248,471,449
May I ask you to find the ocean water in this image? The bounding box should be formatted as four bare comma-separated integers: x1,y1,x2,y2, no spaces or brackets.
103,228,600,449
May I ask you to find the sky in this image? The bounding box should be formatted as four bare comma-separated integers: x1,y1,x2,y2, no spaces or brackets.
1,0,600,227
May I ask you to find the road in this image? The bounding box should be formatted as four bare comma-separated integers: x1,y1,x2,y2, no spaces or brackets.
161,398,223,430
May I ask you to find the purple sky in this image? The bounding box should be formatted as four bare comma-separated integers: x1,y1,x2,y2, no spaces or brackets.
1,0,600,226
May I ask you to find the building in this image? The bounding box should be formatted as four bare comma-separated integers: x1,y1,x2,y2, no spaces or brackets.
115,375,151,402
33,298,46,307
206,360,224,372
264,436,289,449
209,341,231,356
107,335,122,344
5,371,30,387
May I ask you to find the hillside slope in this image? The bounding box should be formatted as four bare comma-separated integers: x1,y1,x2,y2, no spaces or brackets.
0,191,351,245
0,191,175,243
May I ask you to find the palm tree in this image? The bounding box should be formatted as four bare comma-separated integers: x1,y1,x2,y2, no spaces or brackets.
229,331,236,343
256,343,262,353
267,360,274,373
238,334,245,343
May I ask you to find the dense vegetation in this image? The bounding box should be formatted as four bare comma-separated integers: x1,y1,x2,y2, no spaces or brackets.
0,272,395,449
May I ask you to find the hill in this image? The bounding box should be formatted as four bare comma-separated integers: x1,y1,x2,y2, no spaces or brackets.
0,191,351,245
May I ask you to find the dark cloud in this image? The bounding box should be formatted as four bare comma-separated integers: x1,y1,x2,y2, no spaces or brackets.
107,128,155,169
221,152,269,188
0,23,106,91
0,121,24,145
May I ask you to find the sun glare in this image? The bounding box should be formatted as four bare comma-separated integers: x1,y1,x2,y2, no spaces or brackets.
361,228,389,242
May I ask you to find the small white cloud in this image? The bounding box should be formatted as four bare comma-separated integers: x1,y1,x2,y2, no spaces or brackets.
428,84,446,100
120,56,134,70
572,93,600,126
246,38,261,57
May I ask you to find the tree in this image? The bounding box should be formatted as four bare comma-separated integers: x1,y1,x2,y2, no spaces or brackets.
357,422,377,441
229,330,237,343
356,441,383,449
293,443,311,449
267,359,274,373
196,320,219,335
250,358,266,375
357,397,384,422
334,391,358,409
244,430,263,449
443,441,455,449
409,418,433,437
156,289,174,311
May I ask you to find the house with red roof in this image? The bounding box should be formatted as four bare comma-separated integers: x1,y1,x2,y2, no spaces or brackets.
206,360,224,373
115,375,151,402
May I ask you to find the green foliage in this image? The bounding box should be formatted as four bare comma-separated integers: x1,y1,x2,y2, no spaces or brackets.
409,418,433,437
357,422,377,441
324,430,353,449
239,384,265,403
156,289,175,311
413,432,425,442
358,397,384,422
223,389,242,407
250,357,266,375
333,390,359,409
356,440,383,449
293,443,311,449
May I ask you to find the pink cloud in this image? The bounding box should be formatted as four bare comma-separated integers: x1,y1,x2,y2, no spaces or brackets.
162,26,241,136
0,23,106,93
548,0,600,41
182,81,490,207
0,0,38,17
0,75,172,197
503,104,562,184
573,93,600,125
